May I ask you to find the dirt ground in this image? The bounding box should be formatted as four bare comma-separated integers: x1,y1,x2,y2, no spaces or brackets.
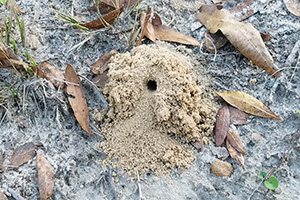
1,0,300,199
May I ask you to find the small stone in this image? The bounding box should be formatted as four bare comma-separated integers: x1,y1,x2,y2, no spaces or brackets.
114,178,120,183
153,177,160,181
251,133,262,142
249,78,257,84
211,147,229,160
211,159,233,177
111,171,117,177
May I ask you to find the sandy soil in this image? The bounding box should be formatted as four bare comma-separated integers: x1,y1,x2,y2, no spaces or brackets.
0,0,300,199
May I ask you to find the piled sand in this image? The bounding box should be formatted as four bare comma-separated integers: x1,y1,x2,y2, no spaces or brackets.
99,43,216,176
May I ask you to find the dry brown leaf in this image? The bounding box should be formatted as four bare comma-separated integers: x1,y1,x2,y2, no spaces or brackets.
6,0,25,13
65,64,91,134
37,154,54,200
40,62,65,88
92,50,117,75
91,71,109,88
217,91,281,120
197,4,280,77
140,9,200,46
260,32,271,42
226,139,245,166
205,31,228,53
211,159,233,177
80,7,123,30
215,105,230,146
228,105,250,125
11,142,36,167
226,124,246,155
99,0,142,8
0,191,8,200
284,0,300,17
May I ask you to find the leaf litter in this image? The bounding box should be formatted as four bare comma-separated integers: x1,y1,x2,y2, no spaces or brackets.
138,7,200,46
197,4,280,77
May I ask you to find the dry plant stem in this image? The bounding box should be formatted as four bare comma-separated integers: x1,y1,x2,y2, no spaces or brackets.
248,129,300,200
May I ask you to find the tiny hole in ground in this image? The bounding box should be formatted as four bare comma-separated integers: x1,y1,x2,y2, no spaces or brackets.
147,80,157,91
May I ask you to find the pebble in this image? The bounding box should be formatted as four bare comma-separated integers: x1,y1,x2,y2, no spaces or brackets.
28,35,40,50
210,147,229,160
211,159,233,177
250,132,262,142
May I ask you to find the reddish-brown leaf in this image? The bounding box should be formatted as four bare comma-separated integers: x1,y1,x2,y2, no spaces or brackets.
65,64,91,134
215,105,230,146
226,139,245,166
37,154,54,200
11,142,36,167
139,9,200,46
197,4,280,77
226,125,246,155
0,190,8,200
217,91,281,120
80,7,123,30
228,105,250,125
92,50,117,75
91,71,109,88
40,62,65,88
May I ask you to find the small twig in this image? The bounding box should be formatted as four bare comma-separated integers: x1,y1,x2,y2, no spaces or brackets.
136,170,144,200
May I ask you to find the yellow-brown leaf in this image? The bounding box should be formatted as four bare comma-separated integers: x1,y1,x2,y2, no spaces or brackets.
65,64,91,134
217,91,281,120
92,50,117,75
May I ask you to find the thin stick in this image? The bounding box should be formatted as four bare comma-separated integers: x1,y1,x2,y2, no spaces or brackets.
136,170,143,200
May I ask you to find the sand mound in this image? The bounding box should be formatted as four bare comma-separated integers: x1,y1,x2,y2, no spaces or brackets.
99,43,216,176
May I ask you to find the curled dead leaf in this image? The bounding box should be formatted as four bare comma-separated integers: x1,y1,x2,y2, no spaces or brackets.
226,139,245,166
65,64,91,134
40,62,65,88
37,154,54,200
11,142,36,167
197,4,280,77
217,91,281,120
139,8,200,46
80,7,123,30
226,125,246,155
215,105,230,146
92,50,117,75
